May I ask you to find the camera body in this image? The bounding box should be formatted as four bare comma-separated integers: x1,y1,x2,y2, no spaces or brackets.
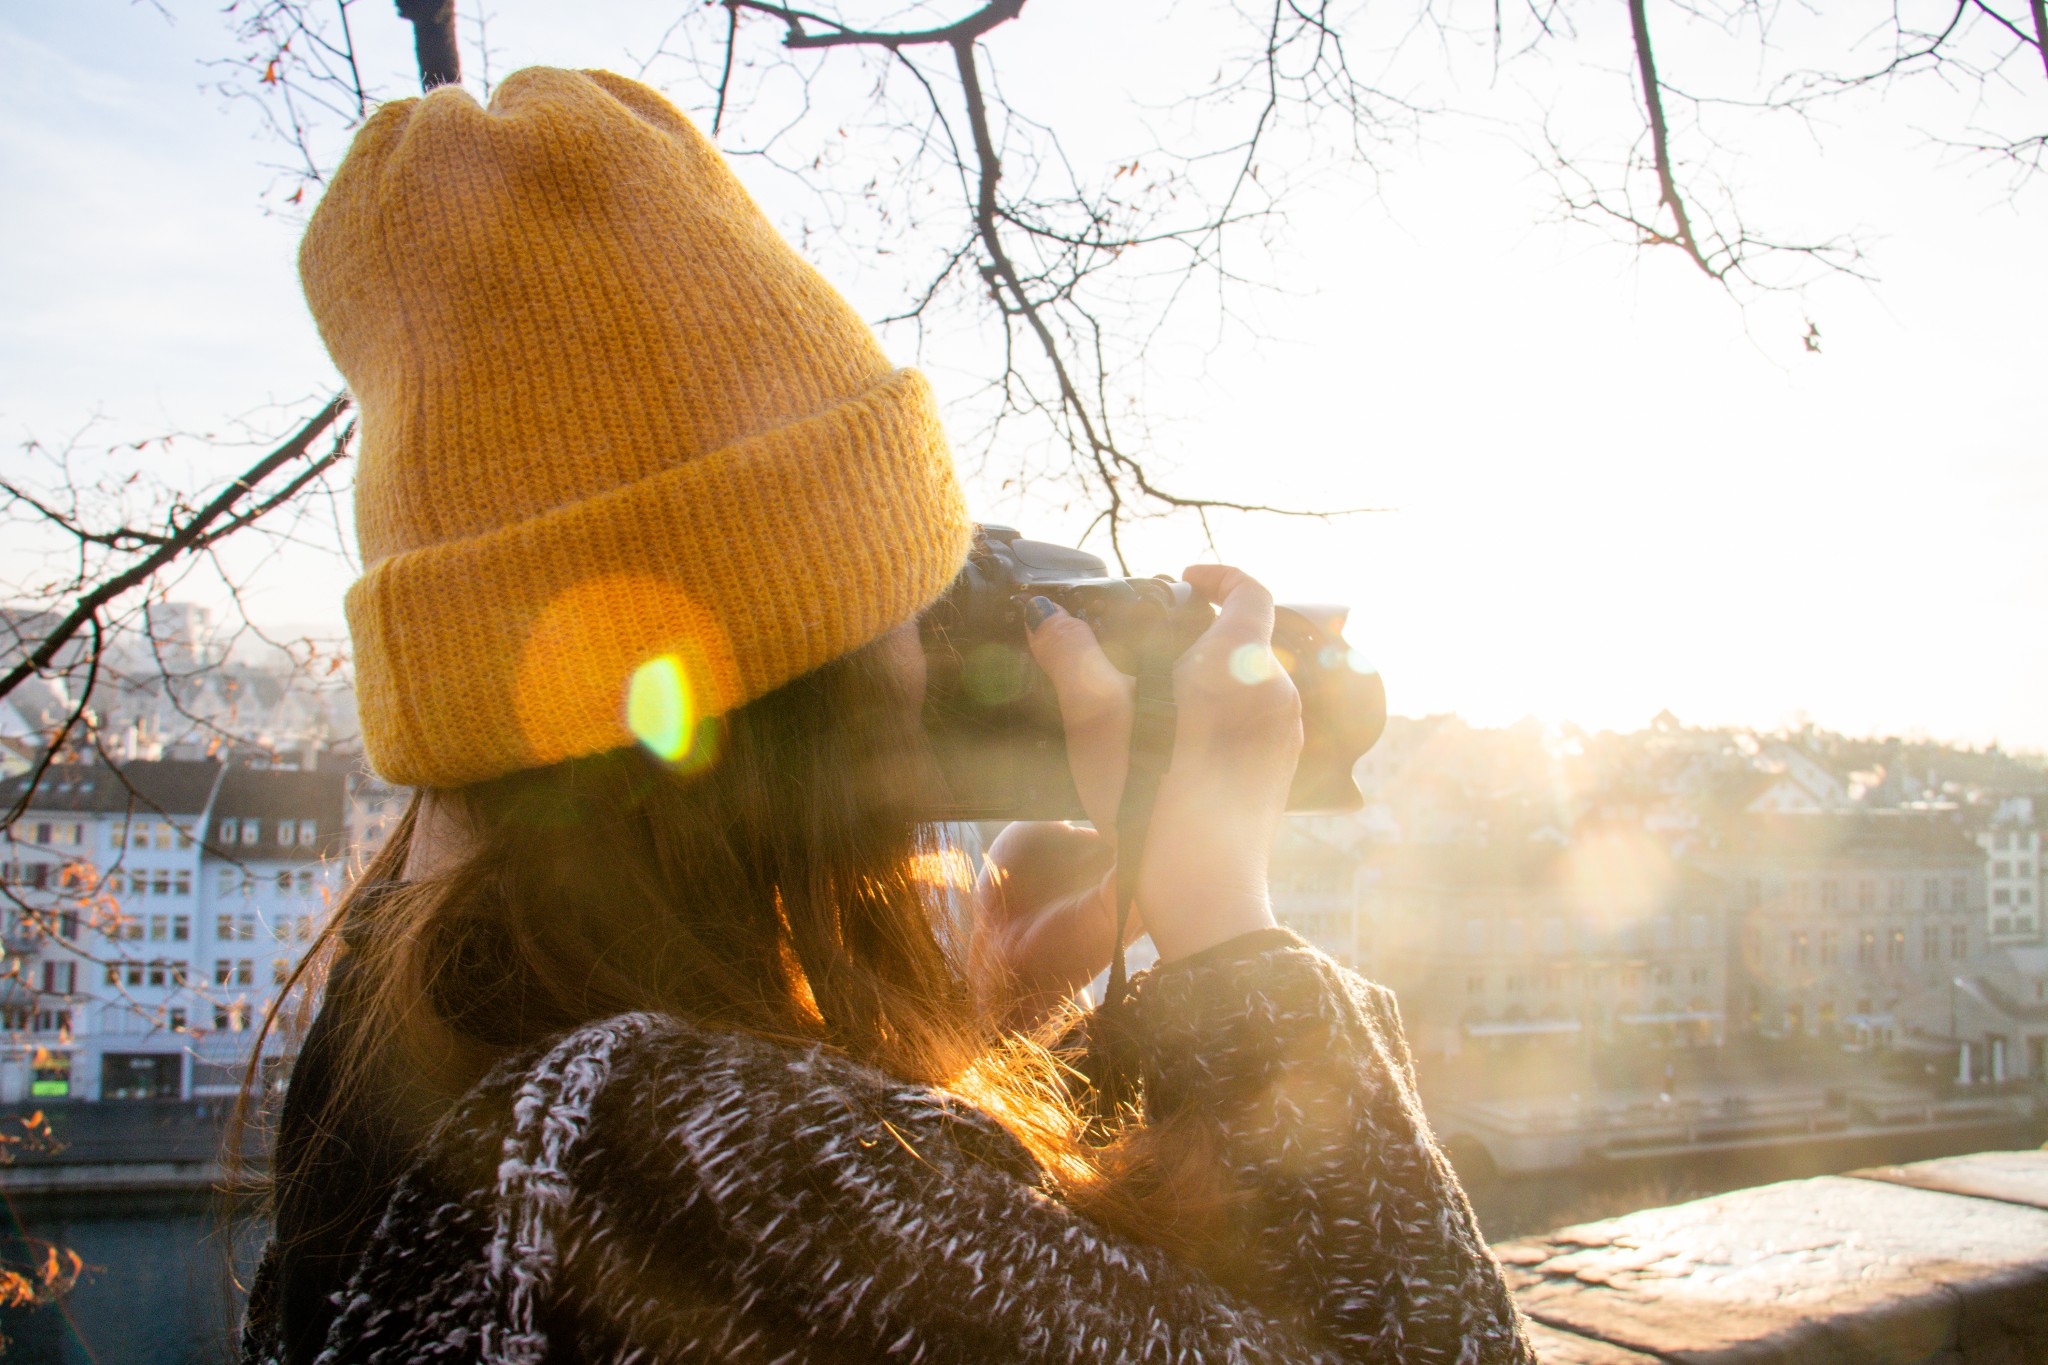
919,525,1387,819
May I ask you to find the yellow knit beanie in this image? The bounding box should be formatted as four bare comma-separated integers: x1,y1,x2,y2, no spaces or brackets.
301,68,970,788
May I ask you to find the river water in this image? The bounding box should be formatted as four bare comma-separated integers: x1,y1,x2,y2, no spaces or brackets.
0,1192,260,1364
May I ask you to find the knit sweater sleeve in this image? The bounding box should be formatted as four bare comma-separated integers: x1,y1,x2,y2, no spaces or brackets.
1125,928,1533,1365
565,932,1532,1365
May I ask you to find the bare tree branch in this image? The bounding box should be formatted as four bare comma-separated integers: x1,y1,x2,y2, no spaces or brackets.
0,396,351,710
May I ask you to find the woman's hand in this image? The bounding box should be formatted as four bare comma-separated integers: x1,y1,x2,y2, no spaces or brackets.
1136,566,1302,959
968,595,1138,1027
970,569,1302,1018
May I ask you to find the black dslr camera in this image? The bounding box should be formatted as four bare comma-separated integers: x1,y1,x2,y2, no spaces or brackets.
919,526,1387,819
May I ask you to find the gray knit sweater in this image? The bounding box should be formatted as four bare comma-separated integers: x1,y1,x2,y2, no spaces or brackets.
241,930,1534,1365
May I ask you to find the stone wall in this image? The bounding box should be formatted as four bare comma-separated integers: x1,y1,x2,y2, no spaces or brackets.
1503,1150,2048,1365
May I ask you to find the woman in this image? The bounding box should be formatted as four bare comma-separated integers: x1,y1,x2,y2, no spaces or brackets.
243,67,1534,1365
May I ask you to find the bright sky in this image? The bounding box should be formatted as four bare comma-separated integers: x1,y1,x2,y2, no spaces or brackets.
3,2,2044,747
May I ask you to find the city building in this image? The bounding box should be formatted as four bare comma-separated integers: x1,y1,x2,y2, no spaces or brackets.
1269,820,1371,969
1360,830,1733,1061
1974,798,2043,947
1893,945,2048,1084
0,757,346,1101
1706,811,1985,1047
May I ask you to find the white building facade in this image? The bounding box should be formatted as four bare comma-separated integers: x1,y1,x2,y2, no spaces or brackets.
0,758,347,1101
1976,799,2044,948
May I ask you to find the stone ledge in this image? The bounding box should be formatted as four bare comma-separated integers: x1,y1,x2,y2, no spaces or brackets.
1849,1150,2048,1212
1504,1149,2048,1365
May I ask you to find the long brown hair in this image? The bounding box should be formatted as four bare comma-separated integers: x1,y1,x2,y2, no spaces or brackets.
250,636,1231,1285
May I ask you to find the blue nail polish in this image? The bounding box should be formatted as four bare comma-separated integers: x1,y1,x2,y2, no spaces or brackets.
1024,595,1058,629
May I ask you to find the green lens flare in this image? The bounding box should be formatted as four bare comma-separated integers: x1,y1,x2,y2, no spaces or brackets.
627,654,696,761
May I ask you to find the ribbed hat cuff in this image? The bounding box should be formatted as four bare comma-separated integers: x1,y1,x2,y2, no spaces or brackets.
344,367,970,788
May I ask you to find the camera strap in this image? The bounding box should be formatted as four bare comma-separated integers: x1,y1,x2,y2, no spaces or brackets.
1092,643,1179,1118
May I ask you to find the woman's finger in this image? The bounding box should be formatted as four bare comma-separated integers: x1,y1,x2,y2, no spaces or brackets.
1023,597,1135,835
1181,564,1276,650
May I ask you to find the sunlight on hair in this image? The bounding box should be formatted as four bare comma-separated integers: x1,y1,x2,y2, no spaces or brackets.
628,654,697,762
908,847,977,892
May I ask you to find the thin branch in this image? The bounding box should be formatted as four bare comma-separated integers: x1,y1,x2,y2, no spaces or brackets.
0,396,350,708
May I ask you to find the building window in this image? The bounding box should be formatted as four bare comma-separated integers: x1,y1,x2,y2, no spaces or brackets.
239,914,256,942
1886,879,1905,910
2021,889,2034,906
1820,881,1839,910
1820,929,1838,964
153,823,174,851
295,869,314,894
1995,917,2012,934
1951,924,1969,958
173,870,190,896
1924,878,1941,909
1995,888,2012,905
149,914,166,942
126,962,143,986
146,962,165,988
297,819,319,846
1743,879,1762,908
241,821,261,847
2020,861,2034,878
1857,880,1875,911
272,958,292,985
1791,932,1809,966
1465,974,1485,994
275,870,292,893
1995,861,2012,878
169,1008,187,1031
1924,925,1940,959
1858,929,1876,966
1690,965,1710,985
236,959,253,986
150,871,169,896
216,914,233,941
1888,930,1905,965
214,959,230,986
173,914,189,942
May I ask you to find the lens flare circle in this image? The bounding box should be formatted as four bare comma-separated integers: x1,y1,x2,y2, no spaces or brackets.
1228,642,1282,685
628,654,698,762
